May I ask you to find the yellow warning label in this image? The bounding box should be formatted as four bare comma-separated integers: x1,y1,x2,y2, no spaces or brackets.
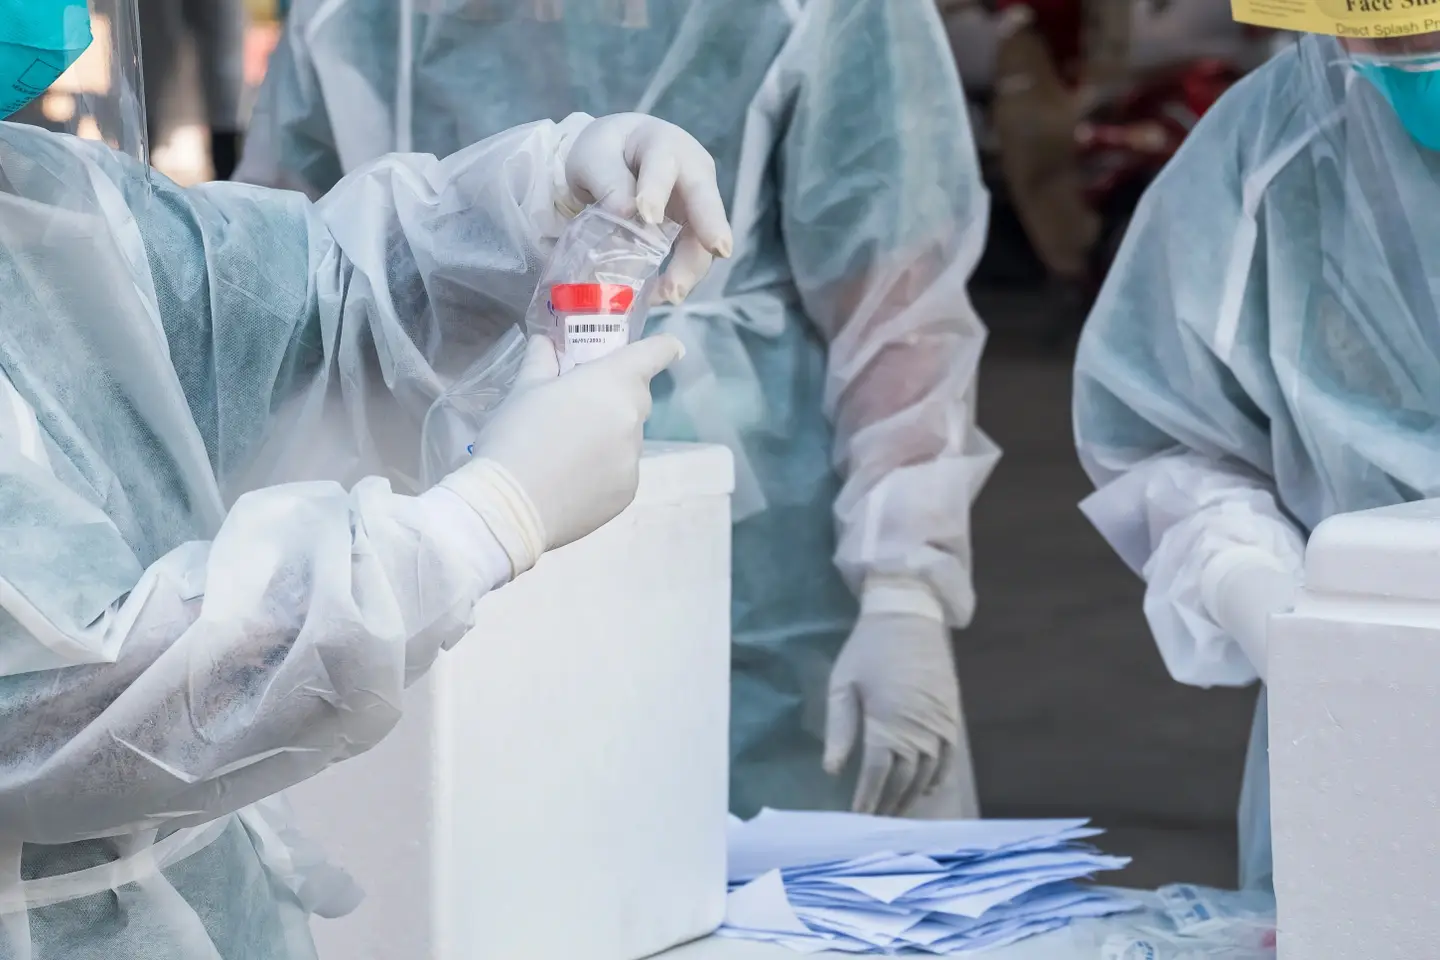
1232,0,1440,38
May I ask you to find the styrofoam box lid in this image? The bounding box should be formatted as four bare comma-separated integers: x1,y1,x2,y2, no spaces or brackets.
635,442,735,505
1306,499,1440,602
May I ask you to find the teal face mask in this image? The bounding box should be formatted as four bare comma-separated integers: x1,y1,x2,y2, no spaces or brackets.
1358,63,1440,152
0,1,93,119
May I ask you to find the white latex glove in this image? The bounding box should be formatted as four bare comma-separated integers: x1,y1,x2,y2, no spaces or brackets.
563,113,734,304
439,334,683,577
1199,546,1301,684
824,578,962,816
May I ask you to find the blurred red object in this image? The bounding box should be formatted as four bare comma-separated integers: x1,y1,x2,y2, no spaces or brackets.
1080,58,1242,203
1078,57,1243,281
244,22,281,89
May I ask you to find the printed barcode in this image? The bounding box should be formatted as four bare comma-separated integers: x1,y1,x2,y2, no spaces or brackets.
569,323,625,334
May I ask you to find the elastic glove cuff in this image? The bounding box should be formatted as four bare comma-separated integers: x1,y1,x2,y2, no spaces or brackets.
416,486,517,590
860,575,945,624
1199,546,1294,624
438,459,548,578
1199,546,1300,684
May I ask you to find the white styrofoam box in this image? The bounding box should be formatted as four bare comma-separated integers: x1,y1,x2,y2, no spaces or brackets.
286,442,735,960
1270,499,1440,960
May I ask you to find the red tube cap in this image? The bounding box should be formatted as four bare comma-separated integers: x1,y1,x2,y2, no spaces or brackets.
550,283,636,314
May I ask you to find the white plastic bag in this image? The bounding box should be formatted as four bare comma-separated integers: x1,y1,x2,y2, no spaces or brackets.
525,206,679,371
1099,885,1277,959
419,207,679,485
420,328,529,486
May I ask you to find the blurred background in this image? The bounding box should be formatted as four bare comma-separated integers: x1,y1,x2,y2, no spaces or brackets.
140,0,281,183
116,0,1290,890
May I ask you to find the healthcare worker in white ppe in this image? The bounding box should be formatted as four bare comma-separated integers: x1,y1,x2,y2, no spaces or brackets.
239,0,999,822
1073,0,1440,892
0,1,731,957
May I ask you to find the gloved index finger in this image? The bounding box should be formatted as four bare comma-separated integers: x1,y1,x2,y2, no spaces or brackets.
601,334,685,382
568,151,640,220
635,149,680,227
823,681,861,775
829,679,858,777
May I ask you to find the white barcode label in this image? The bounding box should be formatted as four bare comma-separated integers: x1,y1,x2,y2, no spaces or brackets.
565,314,630,365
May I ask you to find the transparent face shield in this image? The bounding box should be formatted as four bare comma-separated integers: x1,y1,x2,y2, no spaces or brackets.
1329,32,1440,151
1,0,148,167
1342,33,1440,66
1227,0,1440,150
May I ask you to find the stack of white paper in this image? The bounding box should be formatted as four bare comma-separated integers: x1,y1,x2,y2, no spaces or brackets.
721,810,1140,954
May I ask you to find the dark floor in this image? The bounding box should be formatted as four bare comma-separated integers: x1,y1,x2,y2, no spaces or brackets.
961,286,1259,890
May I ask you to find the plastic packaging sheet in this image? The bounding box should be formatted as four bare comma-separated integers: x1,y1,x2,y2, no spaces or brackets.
420,207,678,485
525,206,679,370
420,327,528,486
1081,884,1277,960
